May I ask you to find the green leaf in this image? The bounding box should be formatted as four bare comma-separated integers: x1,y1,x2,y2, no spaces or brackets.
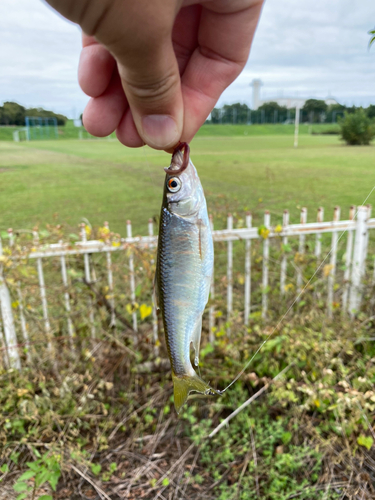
18,470,36,481
10,452,20,464
38,496,53,500
0,464,9,473
16,494,28,500
162,478,170,487
13,482,29,492
48,471,61,491
282,432,292,445
91,463,101,476
357,435,374,450
35,469,50,487
26,461,41,471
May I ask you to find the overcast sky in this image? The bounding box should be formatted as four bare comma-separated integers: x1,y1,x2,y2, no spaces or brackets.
0,0,374,118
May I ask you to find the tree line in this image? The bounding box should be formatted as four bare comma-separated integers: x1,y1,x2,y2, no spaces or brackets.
209,100,375,125
0,101,68,126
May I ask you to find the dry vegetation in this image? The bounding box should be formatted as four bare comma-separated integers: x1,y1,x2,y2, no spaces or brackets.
0,217,374,500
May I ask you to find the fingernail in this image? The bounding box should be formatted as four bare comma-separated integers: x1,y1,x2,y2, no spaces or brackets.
141,115,180,149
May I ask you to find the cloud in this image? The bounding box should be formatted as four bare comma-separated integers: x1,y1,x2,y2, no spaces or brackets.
218,0,375,107
0,0,87,117
0,0,374,116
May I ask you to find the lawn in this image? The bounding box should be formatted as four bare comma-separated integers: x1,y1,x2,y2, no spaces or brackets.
0,129,374,236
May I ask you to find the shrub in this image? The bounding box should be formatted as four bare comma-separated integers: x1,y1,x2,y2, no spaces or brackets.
339,109,375,145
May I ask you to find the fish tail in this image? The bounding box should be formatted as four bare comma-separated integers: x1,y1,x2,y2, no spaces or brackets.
172,372,219,414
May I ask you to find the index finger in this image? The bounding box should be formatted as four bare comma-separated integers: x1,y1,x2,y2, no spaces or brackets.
180,0,263,143
79,33,116,97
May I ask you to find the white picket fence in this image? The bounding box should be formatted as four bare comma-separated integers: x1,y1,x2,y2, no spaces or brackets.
0,205,374,370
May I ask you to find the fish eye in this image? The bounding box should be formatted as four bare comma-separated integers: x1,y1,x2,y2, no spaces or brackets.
167,177,181,193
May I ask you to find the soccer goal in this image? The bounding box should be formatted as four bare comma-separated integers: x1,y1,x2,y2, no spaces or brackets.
25,116,58,140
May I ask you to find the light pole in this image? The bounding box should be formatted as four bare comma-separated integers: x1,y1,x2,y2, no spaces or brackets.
294,106,301,148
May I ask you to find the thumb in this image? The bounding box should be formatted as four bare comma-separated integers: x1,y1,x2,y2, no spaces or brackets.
97,0,183,149
114,33,183,150
45,0,183,150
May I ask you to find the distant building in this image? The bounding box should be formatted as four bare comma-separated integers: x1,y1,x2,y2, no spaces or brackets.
250,79,338,110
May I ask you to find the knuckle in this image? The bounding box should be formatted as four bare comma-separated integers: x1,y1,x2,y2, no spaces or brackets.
125,70,179,104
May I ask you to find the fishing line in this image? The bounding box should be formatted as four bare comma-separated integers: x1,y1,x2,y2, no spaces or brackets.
217,183,375,395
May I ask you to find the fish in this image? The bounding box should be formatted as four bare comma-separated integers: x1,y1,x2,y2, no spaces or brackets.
155,142,219,414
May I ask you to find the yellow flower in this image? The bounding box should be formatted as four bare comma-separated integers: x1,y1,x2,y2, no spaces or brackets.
140,303,152,320
126,302,139,314
85,225,92,237
274,224,283,233
260,228,270,239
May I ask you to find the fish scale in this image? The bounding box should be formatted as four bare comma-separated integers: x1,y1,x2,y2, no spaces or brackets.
158,207,203,375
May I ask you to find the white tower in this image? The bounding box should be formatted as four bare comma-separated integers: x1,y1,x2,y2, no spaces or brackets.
251,79,263,110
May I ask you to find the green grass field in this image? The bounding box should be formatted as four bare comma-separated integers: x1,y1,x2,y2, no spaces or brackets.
0,120,340,142
0,128,374,235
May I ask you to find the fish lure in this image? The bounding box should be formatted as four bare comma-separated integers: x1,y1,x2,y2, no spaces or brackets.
155,143,220,413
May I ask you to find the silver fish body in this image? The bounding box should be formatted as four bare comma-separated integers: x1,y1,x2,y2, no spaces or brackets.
155,144,217,413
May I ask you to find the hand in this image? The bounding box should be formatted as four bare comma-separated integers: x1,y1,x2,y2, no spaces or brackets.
46,0,263,150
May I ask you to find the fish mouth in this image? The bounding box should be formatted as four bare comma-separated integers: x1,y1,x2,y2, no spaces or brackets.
164,142,190,176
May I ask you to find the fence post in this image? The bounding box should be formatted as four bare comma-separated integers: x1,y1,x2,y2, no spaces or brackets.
209,215,215,343
327,206,340,318
244,212,252,326
81,224,96,338
315,208,324,259
59,241,74,345
342,206,355,315
280,210,289,295
127,220,138,339
296,208,307,296
0,237,21,370
294,106,300,148
349,206,368,316
227,214,233,334
34,230,53,353
0,319,9,369
362,205,372,270
104,222,116,328
262,211,270,319
148,218,159,354
17,283,31,362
